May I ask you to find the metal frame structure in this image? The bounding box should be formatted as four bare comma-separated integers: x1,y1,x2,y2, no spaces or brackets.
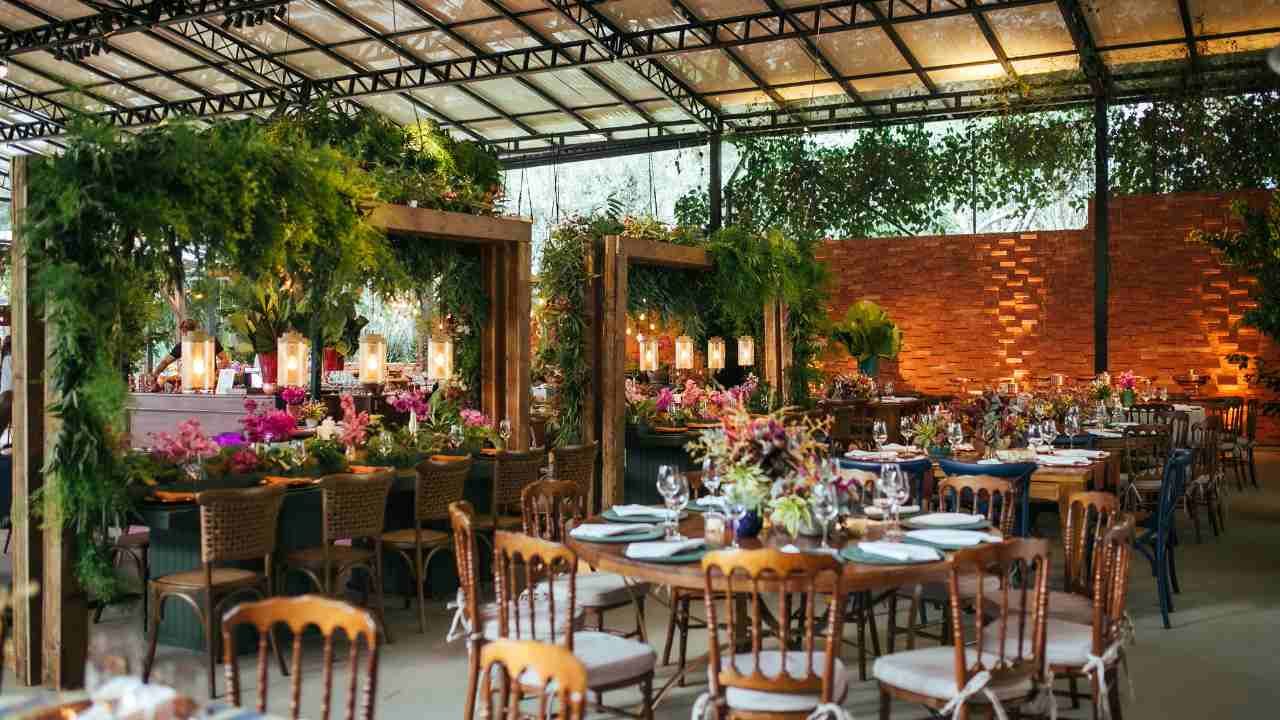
0,0,1271,163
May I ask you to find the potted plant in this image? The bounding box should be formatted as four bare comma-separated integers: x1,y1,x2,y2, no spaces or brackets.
225,278,300,385
300,401,328,428
1117,370,1137,407
830,300,903,378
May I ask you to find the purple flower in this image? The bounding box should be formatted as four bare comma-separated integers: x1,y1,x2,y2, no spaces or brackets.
214,432,246,447
655,387,674,413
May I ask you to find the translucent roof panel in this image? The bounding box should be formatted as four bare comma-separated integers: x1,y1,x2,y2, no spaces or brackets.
1084,0,1184,48
733,39,832,88
894,14,998,68
814,27,913,78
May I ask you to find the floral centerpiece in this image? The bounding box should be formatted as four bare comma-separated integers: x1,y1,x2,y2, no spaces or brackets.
904,407,953,456
300,401,327,427
625,379,658,427
1090,372,1113,402
280,385,308,420
149,419,220,482
366,427,439,469
387,388,431,436
458,408,494,452
241,399,298,443
686,403,830,538
953,391,1029,456
826,372,875,401
1116,370,1137,406
339,394,371,452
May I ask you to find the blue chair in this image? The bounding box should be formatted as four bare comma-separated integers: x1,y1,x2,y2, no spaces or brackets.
1053,434,1096,450
1133,448,1192,629
937,459,1038,536
838,458,934,506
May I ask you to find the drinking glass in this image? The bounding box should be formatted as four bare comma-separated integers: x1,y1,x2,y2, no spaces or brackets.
449,424,464,448
891,471,911,534
872,420,889,449
701,458,722,505
656,465,680,540
947,421,964,448
1065,407,1081,439
666,473,690,541
884,381,895,397
812,483,839,550
876,464,904,541
727,500,747,549
1026,423,1042,452
899,416,912,446
498,419,511,446
1041,419,1058,449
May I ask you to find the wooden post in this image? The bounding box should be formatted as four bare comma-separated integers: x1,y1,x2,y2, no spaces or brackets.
9,156,43,686
1093,95,1110,374
600,236,627,507
480,245,504,425
504,239,532,451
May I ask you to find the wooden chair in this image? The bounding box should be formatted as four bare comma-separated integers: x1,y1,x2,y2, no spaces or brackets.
382,456,471,634
550,442,598,511
142,485,287,699
522,479,650,639
493,530,655,719
93,526,150,629
1133,449,1192,629
279,472,394,642
483,449,549,541
875,538,1052,720
470,639,588,720
1205,398,1249,490
1242,398,1260,489
1125,403,1172,424
1062,492,1122,601
1185,421,1225,542
1118,424,1170,513
934,475,1017,535
700,548,848,720
222,595,380,720
1044,516,1136,720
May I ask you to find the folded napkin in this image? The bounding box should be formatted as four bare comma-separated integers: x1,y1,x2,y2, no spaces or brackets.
859,541,942,562
906,529,1003,547
1173,404,1197,412
863,505,921,518
952,443,975,452
610,504,668,517
570,523,653,539
880,443,913,452
845,450,899,461
1088,429,1123,438
879,396,917,403
1056,448,1106,458
977,458,1002,465
781,544,838,556
625,538,706,560
910,512,985,527
1036,454,1091,466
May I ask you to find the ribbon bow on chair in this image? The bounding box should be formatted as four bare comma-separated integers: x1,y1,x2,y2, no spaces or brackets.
940,671,1008,720
446,589,471,643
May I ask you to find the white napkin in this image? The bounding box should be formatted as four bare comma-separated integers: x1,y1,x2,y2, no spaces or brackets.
1056,448,1107,458
911,512,984,527
977,458,1002,464
625,538,706,560
952,443,975,451
863,504,921,518
881,443,913,452
1173,404,1197,412
1036,454,1091,466
1112,421,1138,427
610,504,667,517
879,396,917,403
781,544,838,556
570,523,653,539
906,529,1002,547
859,541,942,562
1088,429,1123,438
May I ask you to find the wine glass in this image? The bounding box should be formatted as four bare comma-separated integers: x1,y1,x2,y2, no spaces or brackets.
701,458,721,505
656,465,679,540
899,416,912,447
812,482,839,550
1065,406,1081,439
498,419,511,447
877,464,905,541
1026,423,1042,452
449,424,464,449
727,498,747,549
884,380,895,397
947,421,964,449
1041,419,1058,450
872,419,889,450
666,473,690,541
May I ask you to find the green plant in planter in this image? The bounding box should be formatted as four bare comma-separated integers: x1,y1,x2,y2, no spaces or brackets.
225,278,301,355
830,300,903,376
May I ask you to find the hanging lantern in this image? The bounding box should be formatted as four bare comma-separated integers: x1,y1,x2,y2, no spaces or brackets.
639,337,659,373
428,336,454,381
675,335,694,370
277,330,310,387
707,337,725,370
180,329,215,393
358,333,388,385
737,336,755,366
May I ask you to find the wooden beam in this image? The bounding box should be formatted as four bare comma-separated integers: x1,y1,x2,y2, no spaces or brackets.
600,235,627,507
480,245,504,427
367,204,533,245
621,238,711,269
9,155,42,687
504,240,532,452
763,300,783,404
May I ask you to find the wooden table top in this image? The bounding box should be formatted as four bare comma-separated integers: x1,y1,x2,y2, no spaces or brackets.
567,513,961,593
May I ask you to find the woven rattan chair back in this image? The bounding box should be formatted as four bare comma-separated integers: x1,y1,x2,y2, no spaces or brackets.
494,449,548,516
935,475,1016,534
702,548,845,702
414,457,472,524
222,595,380,720
521,480,586,543
1062,491,1120,595
472,639,588,720
198,485,287,564
449,501,482,637
319,472,394,544
550,443,596,509
948,538,1050,692
493,531,578,647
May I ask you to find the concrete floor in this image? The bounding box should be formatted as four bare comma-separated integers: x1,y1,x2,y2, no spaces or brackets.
6,452,1280,718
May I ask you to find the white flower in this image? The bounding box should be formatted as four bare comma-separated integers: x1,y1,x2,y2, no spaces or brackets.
316,418,338,441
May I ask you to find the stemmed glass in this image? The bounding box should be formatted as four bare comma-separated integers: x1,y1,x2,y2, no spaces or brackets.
1065,407,1081,440
812,482,839,551
872,420,889,450
656,465,684,540
947,421,964,449
701,458,721,506
1041,419,1058,451
727,497,747,549
899,416,912,447
498,419,511,448
877,463,906,541
1026,423,1042,452
667,473,690,540
449,424,464,449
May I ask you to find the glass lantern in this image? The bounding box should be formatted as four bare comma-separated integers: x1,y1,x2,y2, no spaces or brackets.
428,336,454,381
675,335,694,370
737,336,755,366
639,337,659,373
707,337,725,370
180,329,215,393
277,330,310,387
358,333,388,385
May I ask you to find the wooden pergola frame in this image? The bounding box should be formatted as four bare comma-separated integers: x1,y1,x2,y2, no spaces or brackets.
587,235,789,508
7,157,532,689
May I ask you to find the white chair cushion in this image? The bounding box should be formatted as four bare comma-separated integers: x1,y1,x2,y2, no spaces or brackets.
980,618,1093,668
998,590,1095,624
708,651,848,712
873,647,1032,703
479,601,584,641
517,631,654,689
547,573,651,609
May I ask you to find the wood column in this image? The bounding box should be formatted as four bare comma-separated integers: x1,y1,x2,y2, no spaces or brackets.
480,245,505,425
600,236,627,507
504,239,532,451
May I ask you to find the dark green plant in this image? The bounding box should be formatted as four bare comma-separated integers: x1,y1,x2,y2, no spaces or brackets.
305,438,350,475
830,300,903,363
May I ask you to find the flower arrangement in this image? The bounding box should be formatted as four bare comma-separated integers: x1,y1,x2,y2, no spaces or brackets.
1117,370,1136,390
386,388,430,417
149,419,220,466
953,391,1029,452
904,408,951,451
1090,372,1113,401
229,448,261,474
241,398,298,443
305,437,349,474
458,407,494,450
827,372,875,401
301,401,328,423
686,403,830,536
366,428,438,468
339,394,371,449
280,386,307,406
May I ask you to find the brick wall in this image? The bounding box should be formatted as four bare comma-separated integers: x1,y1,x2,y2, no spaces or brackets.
817,191,1278,438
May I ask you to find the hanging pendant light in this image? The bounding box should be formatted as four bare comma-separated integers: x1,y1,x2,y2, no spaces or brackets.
675,335,694,370
277,330,309,387
737,336,755,366
428,336,454,381
358,333,388,385
707,337,725,370
180,329,216,393
639,337,659,373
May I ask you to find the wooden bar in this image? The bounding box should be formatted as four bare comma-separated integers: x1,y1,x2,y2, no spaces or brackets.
126,393,248,439
9,155,42,686
367,204,533,244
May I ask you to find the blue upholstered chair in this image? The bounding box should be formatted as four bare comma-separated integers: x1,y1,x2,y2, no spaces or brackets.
839,458,935,506
937,459,1037,536
1134,448,1192,629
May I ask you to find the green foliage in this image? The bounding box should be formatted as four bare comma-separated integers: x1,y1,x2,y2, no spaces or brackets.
1193,193,1280,339
830,300,903,363
304,438,350,475
224,278,301,354
365,428,438,469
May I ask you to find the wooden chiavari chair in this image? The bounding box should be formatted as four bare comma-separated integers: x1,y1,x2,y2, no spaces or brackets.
222,595,379,720
934,475,1017,535
876,538,1053,720
1185,421,1225,542
549,442,598,512
701,548,848,720
471,639,589,720
1118,424,1170,513
382,456,471,633
1125,403,1172,425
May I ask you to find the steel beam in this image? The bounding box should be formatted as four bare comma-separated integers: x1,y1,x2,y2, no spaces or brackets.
865,2,939,94
1177,0,1200,77
1093,94,1109,373
1057,0,1109,96
968,1,1019,81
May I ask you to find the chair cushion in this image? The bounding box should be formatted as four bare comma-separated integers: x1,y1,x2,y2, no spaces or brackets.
572,631,656,687
546,573,651,609
873,647,1032,703
153,567,261,590
381,527,451,548
284,544,375,570
981,618,1093,668
998,590,1095,624
709,651,848,713
478,601,584,642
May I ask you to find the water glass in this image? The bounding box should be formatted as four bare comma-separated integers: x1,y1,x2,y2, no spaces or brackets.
947,421,964,448
899,416,912,446
877,464,905,540
884,381,895,397
812,483,839,550
498,419,512,445
872,419,889,449
1041,419,1058,449
727,500,747,549
1065,407,1081,438
656,465,680,540
701,458,721,500
667,474,690,541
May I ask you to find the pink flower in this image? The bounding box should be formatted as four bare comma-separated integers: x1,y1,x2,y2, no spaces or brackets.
230,449,260,474
625,378,646,404
655,387,674,413
682,380,704,409
339,393,371,448
150,419,220,465
387,389,430,416
280,386,307,406
241,399,299,442
1118,370,1137,390
460,408,491,428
